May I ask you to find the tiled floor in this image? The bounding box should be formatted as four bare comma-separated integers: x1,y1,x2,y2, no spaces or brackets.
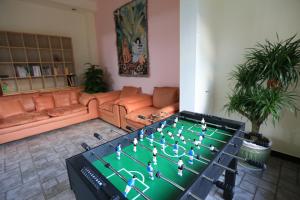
0,119,299,200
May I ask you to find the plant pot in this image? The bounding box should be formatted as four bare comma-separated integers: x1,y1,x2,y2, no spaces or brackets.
238,139,272,170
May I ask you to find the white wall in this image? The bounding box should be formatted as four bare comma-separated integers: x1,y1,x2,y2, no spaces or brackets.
180,0,217,113
0,0,99,83
181,0,300,157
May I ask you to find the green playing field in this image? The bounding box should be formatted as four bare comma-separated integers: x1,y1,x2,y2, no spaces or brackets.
92,119,232,200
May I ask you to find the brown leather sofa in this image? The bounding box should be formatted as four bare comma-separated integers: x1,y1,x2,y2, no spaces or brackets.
118,87,179,131
0,88,97,144
94,86,142,127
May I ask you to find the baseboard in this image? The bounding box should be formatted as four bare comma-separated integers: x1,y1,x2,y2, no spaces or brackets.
271,150,300,164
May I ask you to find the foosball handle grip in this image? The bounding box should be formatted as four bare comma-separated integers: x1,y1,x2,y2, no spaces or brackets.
81,142,91,151
94,133,103,140
126,126,136,132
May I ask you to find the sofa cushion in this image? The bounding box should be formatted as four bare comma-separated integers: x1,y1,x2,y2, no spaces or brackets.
70,90,79,104
53,92,71,107
99,100,114,112
120,86,141,98
153,87,179,109
19,93,39,112
34,96,55,111
47,104,87,117
0,112,49,129
125,107,158,126
0,99,25,119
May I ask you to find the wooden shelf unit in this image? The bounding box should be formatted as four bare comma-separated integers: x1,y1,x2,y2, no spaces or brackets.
0,31,77,95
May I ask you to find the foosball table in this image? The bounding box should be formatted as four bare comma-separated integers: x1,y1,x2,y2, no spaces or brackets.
66,111,248,200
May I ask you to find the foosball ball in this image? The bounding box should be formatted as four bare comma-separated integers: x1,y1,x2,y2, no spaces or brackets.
66,111,256,200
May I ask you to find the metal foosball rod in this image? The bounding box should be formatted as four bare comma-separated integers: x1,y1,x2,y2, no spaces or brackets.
180,116,253,143
124,127,238,174
94,132,205,200
80,143,151,200
107,130,200,175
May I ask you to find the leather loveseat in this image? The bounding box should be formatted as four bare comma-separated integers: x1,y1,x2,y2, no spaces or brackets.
0,88,97,144
94,86,142,127
118,87,179,131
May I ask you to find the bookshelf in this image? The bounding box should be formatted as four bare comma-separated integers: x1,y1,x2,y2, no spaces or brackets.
0,31,77,95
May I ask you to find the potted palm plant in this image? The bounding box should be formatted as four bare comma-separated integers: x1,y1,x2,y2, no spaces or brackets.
225,35,300,168
83,63,107,93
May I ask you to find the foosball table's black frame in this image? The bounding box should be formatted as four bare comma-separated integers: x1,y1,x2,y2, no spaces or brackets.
66,111,245,200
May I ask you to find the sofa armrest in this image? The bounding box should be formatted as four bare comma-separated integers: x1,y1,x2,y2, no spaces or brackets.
79,93,96,106
87,99,98,118
119,96,153,113
94,91,121,105
155,102,179,116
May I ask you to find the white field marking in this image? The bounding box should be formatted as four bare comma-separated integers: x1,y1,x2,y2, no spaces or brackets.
146,137,186,158
106,168,149,200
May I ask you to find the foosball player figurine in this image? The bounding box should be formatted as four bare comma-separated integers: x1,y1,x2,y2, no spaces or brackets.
123,175,137,197
209,145,218,153
198,132,205,143
177,127,183,137
149,132,154,146
160,136,166,149
173,122,177,128
188,147,195,164
161,121,167,129
138,129,144,141
147,161,154,180
153,146,158,165
193,139,200,149
168,131,174,140
116,143,122,160
179,134,186,144
177,157,184,176
201,118,205,125
174,117,178,123
133,138,138,152
173,141,179,155
157,127,163,135
201,124,207,134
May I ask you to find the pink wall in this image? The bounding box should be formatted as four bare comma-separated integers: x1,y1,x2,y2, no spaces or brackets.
95,0,179,94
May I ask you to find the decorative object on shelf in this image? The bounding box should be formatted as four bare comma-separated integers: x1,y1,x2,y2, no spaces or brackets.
1,81,8,94
83,63,107,93
225,34,300,169
67,74,76,87
114,0,149,77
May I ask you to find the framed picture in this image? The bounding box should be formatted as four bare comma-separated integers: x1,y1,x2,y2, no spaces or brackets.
114,0,149,77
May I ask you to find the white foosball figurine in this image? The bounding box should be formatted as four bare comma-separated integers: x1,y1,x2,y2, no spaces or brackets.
209,145,217,152
174,117,178,123
133,138,138,152
153,146,158,165
179,134,186,144
201,118,205,125
177,157,184,176
177,127,183,137
168,131,174,140
193,139,200,149
123,175,137,197
149,133,154,146
173,123,177,128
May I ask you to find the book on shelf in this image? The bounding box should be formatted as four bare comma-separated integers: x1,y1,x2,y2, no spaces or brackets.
42,66,52,76
32,65,41,77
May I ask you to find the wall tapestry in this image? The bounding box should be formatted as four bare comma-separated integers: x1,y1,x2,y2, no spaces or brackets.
114,0,149,76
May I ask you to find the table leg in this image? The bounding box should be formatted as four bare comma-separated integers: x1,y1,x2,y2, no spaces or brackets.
223,158,237,200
